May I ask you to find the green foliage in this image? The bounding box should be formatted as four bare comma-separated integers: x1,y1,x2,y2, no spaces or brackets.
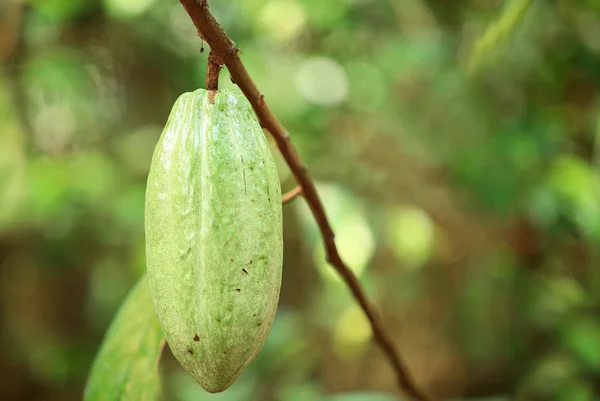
85,276,164,401
559,316,600,372
30,0,90,22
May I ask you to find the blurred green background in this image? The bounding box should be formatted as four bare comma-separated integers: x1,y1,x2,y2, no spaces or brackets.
1,0,600,400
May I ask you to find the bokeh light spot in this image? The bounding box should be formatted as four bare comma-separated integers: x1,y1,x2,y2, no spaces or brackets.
333,304,372,358
295,57,349,106
104,0,156,19
314,208,375,283
387,206,435,268
258,0,306,42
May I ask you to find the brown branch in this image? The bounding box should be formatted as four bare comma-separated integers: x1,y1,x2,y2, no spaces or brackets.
206,51,221,91
178,2,432,400
282,186,303,205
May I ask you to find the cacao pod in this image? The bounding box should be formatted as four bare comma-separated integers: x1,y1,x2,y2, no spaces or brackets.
145,89,283,393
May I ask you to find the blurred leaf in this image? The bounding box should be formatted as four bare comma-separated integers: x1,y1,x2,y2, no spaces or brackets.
22,152,121,232
518,352,577,399
30,0,91,22
547,155,600,237
22,157,72,228
558,378,595,401
452,127,538,215
559,316,600,372
85,275,164,401
529,276,587,330
303,0,349,29
548,156,597,204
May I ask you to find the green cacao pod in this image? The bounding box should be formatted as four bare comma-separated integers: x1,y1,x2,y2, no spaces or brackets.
145,89,283,393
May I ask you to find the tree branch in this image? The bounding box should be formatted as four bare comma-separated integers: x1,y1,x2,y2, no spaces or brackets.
282,186,303,205
206,51,221,91
178,2,432,400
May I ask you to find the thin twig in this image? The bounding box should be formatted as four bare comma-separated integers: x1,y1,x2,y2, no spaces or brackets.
178,2,432,400
282,186,303,205
467,0,533,74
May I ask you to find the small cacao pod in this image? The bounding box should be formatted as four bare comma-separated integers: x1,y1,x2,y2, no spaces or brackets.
145,89,283,393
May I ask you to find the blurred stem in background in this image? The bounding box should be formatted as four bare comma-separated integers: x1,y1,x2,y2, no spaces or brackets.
467,0,533,74
2,1,33,149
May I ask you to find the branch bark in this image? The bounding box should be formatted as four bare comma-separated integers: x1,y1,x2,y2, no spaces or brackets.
282,186,303,205
179,2,432,400
206,51,221,91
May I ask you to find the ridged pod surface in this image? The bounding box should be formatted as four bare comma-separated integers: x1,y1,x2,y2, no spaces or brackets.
145,89,283,393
